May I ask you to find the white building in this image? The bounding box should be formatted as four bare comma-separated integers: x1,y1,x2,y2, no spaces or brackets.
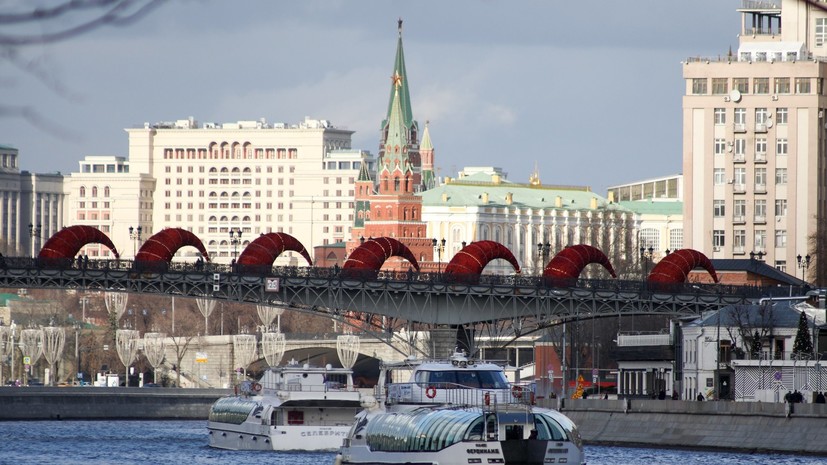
63,117,374,263
420,167,638,276
683,0,827,280
0,145,64,256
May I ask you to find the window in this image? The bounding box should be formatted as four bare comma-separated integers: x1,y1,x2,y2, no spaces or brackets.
734,108,746,126
714,108,726,124
775,230,787,248
755,167,767,188
712,78,728,95
734,200,746,220
713,200,726,217
776,108,788,124
776,138,788,156
734,138,746,155
734,230,746,251
713,230,725,248
817,17,827,47
796,78,811,94
734,167,746,185
775,168,787,184
639,228,659,249
774,78,790,94
775,199,788,216
755,138,767,155
776,260,787,272
714,168,726,185
669,229,683,250
755,108,768,124
692,78,707,95
755,199,767,221
754,230,766,250
733,78,749,93
754,78,769,94
714,138,727,155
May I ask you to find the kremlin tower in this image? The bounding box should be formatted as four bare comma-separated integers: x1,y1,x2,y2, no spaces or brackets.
347,19,435,269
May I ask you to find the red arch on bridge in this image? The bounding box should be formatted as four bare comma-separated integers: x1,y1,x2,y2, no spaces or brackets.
135,228,210,265
648,248,719,284
543,244,616,286
237,233,312,268
342,237,419,278
444,240,520,283
38,226,119,263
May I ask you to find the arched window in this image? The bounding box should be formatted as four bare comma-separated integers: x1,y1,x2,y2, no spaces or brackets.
91,186,98,197
104,186,110,197
79,186,86,197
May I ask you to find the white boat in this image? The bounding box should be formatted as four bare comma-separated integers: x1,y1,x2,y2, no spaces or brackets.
208,360,363,451
335,351,585,465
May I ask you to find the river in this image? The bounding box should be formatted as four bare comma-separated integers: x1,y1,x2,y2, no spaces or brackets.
0,420,822,465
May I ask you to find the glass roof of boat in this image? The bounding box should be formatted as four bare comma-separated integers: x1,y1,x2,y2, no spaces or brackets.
365,408,482,452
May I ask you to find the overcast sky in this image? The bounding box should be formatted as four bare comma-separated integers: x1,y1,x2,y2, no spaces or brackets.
2,0,739,195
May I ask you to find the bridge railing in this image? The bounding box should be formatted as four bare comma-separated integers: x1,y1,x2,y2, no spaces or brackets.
0,255,809,300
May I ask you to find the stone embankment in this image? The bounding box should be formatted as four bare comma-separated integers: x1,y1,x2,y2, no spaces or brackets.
0,387,230,420
558,398,827,455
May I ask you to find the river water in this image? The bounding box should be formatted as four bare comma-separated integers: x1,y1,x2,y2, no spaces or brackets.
0,420,822,465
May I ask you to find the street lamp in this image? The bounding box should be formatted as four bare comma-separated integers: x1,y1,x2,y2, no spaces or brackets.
28,223,41,258
749,250,765,261
78,296,89,326
432,238,446,275
797,254,811,282
229,227,243,261
537,242,551,275
128,226,142,257
640,246,654,278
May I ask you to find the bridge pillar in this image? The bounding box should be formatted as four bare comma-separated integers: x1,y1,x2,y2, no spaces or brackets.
429,327,461,359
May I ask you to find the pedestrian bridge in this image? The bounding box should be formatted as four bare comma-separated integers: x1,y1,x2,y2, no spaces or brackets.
0,256,790,331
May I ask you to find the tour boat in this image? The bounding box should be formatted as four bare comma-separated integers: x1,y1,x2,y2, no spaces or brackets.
207,360,362,451
335,351,585,465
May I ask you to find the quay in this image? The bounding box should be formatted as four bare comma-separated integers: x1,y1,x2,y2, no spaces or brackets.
0,387,229,420
559,398,827,455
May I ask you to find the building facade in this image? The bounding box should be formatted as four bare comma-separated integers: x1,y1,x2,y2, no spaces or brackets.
421,167,638,277
0,145,64,257
62,119,373,263
683,0,827,283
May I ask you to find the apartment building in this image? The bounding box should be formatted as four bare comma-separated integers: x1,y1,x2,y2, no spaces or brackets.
683,0,827,282
63,117,374,263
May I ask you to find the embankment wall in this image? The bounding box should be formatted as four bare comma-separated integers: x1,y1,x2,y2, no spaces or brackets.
558,398,827,455
0,387,230,420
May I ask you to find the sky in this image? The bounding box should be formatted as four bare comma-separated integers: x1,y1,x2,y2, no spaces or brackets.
2,0,740,195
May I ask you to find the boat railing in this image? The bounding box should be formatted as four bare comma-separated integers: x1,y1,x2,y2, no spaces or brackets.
261,381,358,393
384,382,535,408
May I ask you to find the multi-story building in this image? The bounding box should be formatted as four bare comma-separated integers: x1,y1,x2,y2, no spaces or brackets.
63,118,373,263
609,174,684,266
421,166,638,277
683,0,827,283
0,145,64,256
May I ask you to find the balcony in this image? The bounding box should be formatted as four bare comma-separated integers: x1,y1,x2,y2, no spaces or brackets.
733,153,746,163
754,214,766,224
733,123,747,133
755,123,768,133
755,152,767,163
732,246,746,255
732,215,745,224
754,183,767,193
733,184,746,193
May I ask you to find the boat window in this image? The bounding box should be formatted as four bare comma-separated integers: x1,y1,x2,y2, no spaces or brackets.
287,410,304,425
208,397,258,425
478,370,509,389
415,370,508,389
536,414,567,441
455,371,480,388
365,408,482,452
464,417,485,441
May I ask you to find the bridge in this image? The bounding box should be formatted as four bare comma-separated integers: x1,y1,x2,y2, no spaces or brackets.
0,255,793,333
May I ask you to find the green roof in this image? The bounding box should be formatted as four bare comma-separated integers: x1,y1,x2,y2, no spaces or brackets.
420,177,629,211
383,20,415,132
0,293,21,306
617,200,683,216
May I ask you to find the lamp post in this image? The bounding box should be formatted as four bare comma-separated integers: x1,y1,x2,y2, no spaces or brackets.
78,296,89,326
28,223,41,258
229,228,243,261
749,250,765,261
797,254,811,283
432,238,446,275
640,246,654,278
537,241,551,275
128,226,142,258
